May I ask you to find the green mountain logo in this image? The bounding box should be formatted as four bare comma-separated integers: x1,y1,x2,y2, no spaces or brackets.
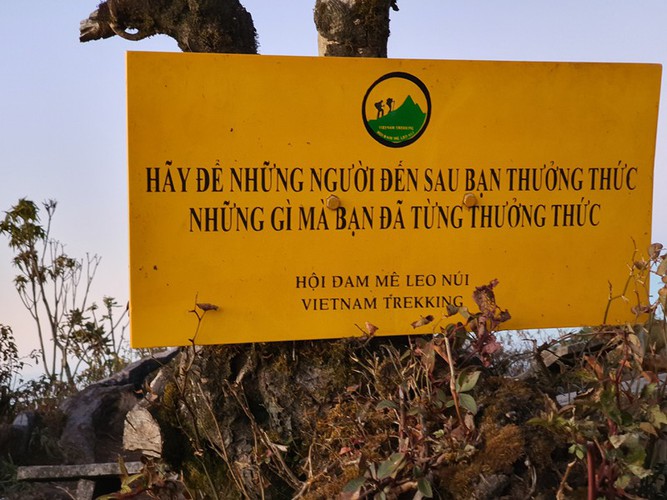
367,95,427,144
362,72,431,148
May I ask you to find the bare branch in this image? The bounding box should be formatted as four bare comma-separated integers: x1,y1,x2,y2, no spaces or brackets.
80,0,258,54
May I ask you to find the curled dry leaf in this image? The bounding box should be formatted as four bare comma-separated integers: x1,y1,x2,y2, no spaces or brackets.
648,242,663,260
196,302,220,312
481,337,502,356
411,315,434,329
473,279,499,316
659,287,667,310
365,322,379,335
498,309,512,323
658,257,667,277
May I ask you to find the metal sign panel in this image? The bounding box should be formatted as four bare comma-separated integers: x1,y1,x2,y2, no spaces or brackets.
127,52,661,347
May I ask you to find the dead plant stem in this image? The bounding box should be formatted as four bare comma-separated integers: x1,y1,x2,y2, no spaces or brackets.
444,335,468,432
556,460,576,500
197,382,250,499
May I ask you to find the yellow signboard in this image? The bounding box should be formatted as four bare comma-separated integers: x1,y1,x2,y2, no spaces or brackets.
127,52,661,347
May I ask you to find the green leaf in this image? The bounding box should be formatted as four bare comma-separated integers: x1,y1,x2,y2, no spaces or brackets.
407,406,423,416
614,474,632,490
649,405,667,428
376,400,399,411
417,477,434,498
342,476,366,493
458,393,477,415
377,452,406,480
641,382,657,399
569,443,585,460
639,421,658,436
457,306,471,320
457,370,481,393
609,434,627,449
627,464,652,478
368,463,377,480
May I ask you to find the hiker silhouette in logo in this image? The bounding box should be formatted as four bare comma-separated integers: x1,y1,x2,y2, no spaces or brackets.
386,97,394,113
374,100,384,119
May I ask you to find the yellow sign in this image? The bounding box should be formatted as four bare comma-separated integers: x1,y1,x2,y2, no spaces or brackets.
127,52,661,348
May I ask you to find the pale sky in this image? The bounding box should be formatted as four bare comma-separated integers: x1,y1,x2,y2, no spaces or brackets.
1,1,666,371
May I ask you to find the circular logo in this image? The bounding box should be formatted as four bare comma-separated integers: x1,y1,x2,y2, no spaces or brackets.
362,72,431,148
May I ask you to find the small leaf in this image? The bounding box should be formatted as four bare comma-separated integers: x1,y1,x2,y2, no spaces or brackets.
649,405,667,428
377,452,406,480
639,421,658,437
407,406,423,416
464,413,476,431
196,302,219,311
457,370,481,393
377,400,399,411
342,476,366,493
417,477,434,498
118,457,129,478
657,257,667,276
411,315,434,329
614,474,632,490
418,341,436,373
120,473,144,492
272,443,288,452
626,333,642,349
569,443,585,460
457,306,471,320
659,287,667,310
365,322,379,335
458,393,477,414
609,434,627,449
641,382,657,399
435,388,448,403
627,464,652,478
368,463,377,480
649,243,664,259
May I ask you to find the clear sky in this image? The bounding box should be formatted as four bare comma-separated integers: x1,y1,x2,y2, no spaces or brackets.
1,1,666,371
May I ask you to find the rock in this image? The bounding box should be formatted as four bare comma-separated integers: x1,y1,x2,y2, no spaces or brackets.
59,384,139,464
58,351,180,464
123,406,162,458
97,349,179,388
